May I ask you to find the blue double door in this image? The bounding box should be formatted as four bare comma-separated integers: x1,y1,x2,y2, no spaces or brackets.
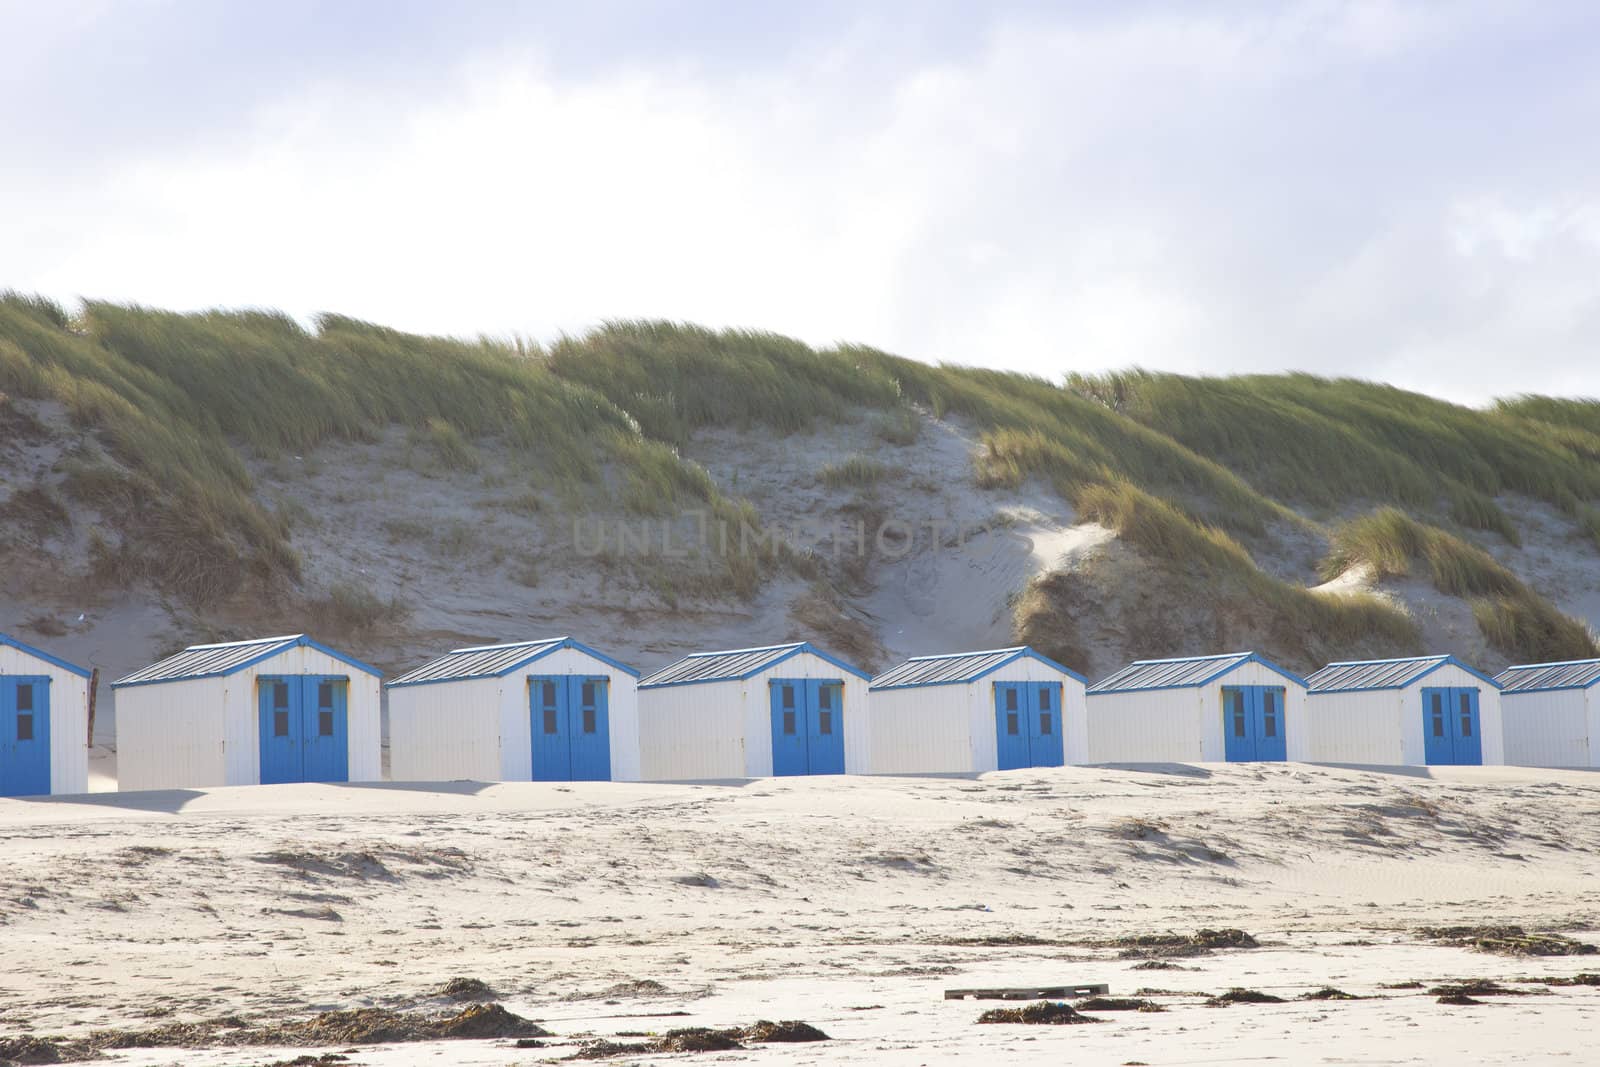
994,682,1065,769
769,678,845,776
258,676,349,784
1,676,51,797
1221,686,1287,762
530,676,611,781
1421,687,1482,765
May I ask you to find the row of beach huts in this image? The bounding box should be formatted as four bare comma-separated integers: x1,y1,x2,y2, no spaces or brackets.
3,630,1599,796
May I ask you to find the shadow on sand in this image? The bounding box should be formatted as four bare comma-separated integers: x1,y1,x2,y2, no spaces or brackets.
11,788,208,814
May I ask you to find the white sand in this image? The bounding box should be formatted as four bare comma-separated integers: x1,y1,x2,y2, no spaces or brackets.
4,764,1599,1064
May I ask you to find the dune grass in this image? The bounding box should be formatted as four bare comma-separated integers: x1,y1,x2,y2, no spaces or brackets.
4,294,1596,649
545,321,902,446
1068,371,1600,540
1061,482,1419,666
0,297,744,601
818,456,892,489
1323,508,1598,662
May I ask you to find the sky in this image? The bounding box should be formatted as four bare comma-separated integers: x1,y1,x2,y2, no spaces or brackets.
3,0,1598,404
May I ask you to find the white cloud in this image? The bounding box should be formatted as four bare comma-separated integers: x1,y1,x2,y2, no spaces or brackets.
3,1,1598,403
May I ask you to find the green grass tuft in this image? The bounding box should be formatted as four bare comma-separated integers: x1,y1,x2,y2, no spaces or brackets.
819,456,892,489
1324,508,1597,662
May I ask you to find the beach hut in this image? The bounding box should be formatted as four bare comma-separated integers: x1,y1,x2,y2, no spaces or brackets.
112,635,381,791
1085,652,1308,763
636,642,870,780
1,632,91,797
387,637,641,783
1493,659,1600,768
864,647,1088,773
1303,655,1503,766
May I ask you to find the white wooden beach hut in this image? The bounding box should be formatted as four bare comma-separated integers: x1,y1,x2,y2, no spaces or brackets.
112,635,382,791
864,646,1088,773
1085,652,1308,763
1303,655,1503,766
636,642,870,780
1493,659,1600,768
1,632,91,796
387,637,641,782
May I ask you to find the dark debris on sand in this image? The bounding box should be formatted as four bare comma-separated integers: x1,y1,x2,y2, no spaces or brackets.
438,977,495,1002
69,1002,547,1056
565,1020,829,1059
1539,973,1600,986
1417,925,1598,957
1427,980,1543,999
1107,928,1258,959
1076,997,1165,1012
1300,987,1362,1001
0,1034,98,1064
1205,988,1285,1007
976,1001,1102,1025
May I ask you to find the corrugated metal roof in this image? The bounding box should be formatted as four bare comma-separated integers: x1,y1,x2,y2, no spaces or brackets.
1088,652,1257,694
871,648,1025,689
638,642,871,689
1305,656,1454,693
386,637,640,688
0,632,93,679
870,646,1087,689
638,643,806,689
113,634,381,687
1495,659,1600,693
389,638,566,686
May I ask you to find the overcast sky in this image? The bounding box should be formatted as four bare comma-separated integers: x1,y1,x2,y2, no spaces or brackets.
3,1,1598,403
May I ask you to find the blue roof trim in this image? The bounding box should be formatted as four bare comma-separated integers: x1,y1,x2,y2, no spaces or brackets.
112,635,380,688
297,636,383,679
1089,651,1305,695
639,642,870,689
870,647,1087,690
559,639,642,679
0,632,93,679
386,637,640,689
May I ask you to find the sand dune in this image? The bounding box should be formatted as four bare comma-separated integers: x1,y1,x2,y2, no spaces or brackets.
3,764,1599,1064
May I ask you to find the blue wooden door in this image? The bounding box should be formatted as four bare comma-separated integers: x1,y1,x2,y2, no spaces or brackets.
1027,682,1065,766
1254,687,1287,762
1,677,52,797
259,677,302,784
568,677,612,781
994,682,1029,770
806,681,846,774
530,677,572,781
1421,687,1454,764
1451,687,1482,765
1222,686,1255,761
769,679,809,776
300,677,350,783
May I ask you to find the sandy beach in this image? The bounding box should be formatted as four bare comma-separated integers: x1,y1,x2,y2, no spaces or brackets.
4,763,1599,1064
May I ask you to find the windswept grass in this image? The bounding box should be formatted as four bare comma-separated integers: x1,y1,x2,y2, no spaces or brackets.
1014,481,1419,672
1323,508,1598,662
818,456,892,489
409,417,479,473
5,293,1595,654
0,298,758,602
546,321,901,446
1068,371,1600,537
872,407,922,446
